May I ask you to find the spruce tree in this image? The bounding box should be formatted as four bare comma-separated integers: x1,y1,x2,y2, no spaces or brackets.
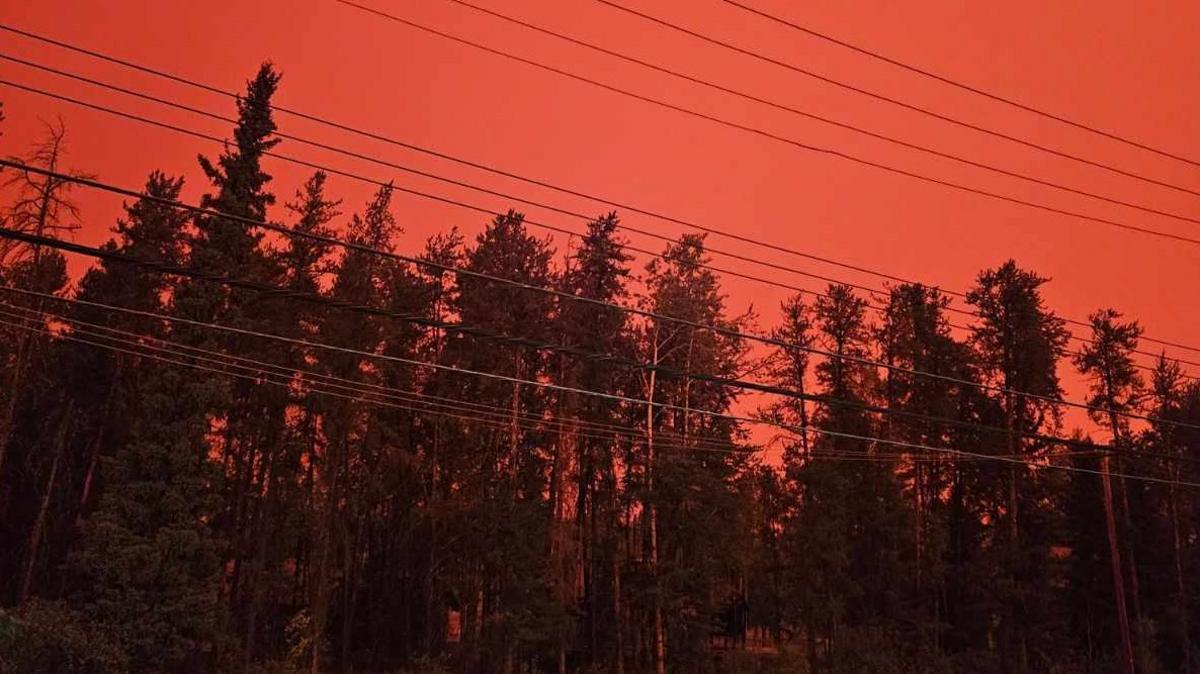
172,63,289,663
439,209,560,671
555,213,634,671
967,260,1070,672
1142,357,1200,672
876,283,978,666
65,364,223,672
16,172,192,606
786,283,913,671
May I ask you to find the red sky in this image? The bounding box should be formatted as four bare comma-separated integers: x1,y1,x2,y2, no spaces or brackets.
1,0,1198,439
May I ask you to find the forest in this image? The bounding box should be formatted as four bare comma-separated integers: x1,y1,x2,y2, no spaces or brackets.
0,64,1197,674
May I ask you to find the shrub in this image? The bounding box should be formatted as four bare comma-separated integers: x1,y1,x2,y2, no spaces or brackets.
0,600,128,673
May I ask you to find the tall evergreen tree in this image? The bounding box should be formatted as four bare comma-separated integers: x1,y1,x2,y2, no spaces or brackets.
55,176,220,671
1142,357,1200,672
967,260,1070,673
433,209,562,673
555,213,634,672
1074,309,1145,673
64,363,224,673
170,63,292,664
8,172,192,608
786,283,913,672
876,283,978,669
637,234,751,672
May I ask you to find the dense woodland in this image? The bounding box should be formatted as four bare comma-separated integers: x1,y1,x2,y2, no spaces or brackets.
0,65,1198,674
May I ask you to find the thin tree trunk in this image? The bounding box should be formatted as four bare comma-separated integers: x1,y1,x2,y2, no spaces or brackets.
1170,459,1192,671
509,361,521,481
424,424,442,655
1101,367,1144,667
645,335,665,674
244,415,284,669
611,478,624,674
0,323,32,483
1101,454,1136,674
914,458,925,674
1004,392,1028,674
311,434,343,674
1115,469,1145,651
549,388,571,674
342,515,360,673
18,404,73,604
77,363,122,519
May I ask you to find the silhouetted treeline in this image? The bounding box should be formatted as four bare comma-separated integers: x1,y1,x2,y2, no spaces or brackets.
0,66,1197,674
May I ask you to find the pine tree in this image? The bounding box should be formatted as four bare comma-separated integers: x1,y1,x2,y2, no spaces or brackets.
258,170,341,667
758,293,814,657
8,172,192,608
65,173,225,666
333,185,429,670
49,177,215,674
170,63,291,664
765,294,816,469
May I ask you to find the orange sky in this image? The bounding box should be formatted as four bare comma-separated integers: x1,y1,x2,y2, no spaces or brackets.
1,0,1198,437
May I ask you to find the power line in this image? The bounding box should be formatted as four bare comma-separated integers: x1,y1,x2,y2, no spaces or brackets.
590,0,1200,199
10,66,1200,390
1,223,1180,470
446,0,1200,216
4,308,1188,486
3,162,1196,433
0,305,753,458
0,313,700,457
0,59,892,298
3,26,1197,358
0,291,1180,479
0,22,965,293
7,62,1198,387
0,294,773,457
0,79,879,303
10,281,1198,444
335,0,1200,248
45,294,1200,467
8,306,994,467
719,0,1200,169
0,303,956,465
0,311,1067,471
23,303,1027,466
4,79,1196,382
